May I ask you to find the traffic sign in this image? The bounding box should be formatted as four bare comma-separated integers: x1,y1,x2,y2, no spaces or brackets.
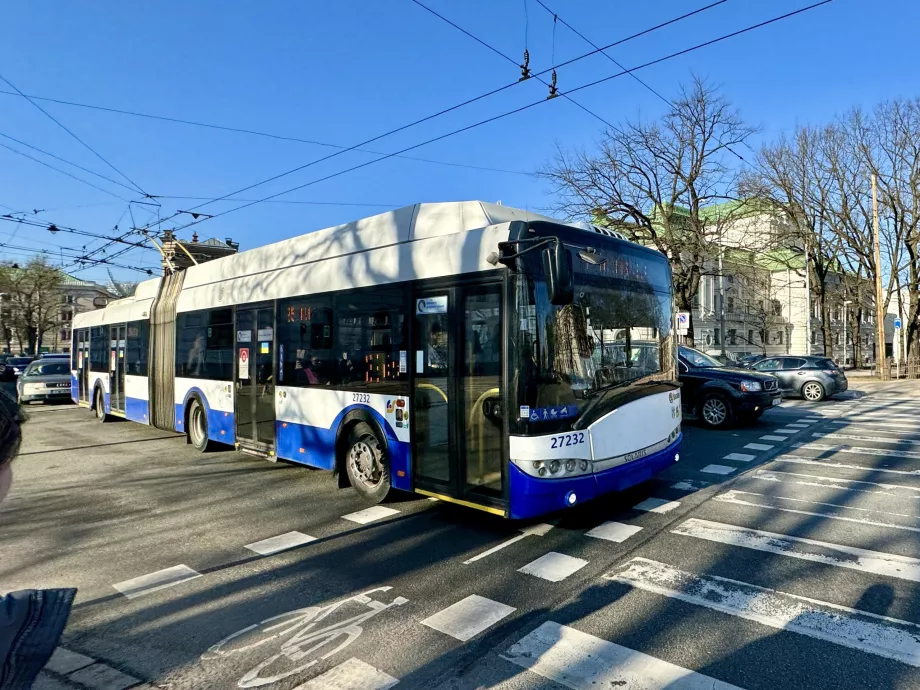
676,311,690,335
895,317,902,329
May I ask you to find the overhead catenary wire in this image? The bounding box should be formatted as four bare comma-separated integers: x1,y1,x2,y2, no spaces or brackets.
151,0,837,240
0,72,151,197
128,0,734,236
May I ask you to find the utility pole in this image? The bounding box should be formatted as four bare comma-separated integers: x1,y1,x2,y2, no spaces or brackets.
804,242,812,355
872,174,888,380
718,228,726,357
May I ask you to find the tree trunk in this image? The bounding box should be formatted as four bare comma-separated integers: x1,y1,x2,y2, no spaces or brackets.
820,293,832,356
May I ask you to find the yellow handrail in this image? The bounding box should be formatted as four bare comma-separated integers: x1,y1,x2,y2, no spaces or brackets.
417,382,448,403
469,387,501,484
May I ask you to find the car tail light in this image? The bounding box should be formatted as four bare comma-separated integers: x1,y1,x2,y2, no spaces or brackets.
822,369,840,375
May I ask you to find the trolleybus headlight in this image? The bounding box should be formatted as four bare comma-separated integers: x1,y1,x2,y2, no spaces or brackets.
580,459,589,471
549,459,561,474
565,459,576,472
538,467,547,476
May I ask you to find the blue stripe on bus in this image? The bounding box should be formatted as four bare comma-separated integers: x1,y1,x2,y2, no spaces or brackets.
508,434,682,520
275,405,411,491
174,390,236,445
70,374,78,402
125,397,150,424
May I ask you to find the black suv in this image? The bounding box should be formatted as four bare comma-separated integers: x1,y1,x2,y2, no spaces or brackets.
678,346,782,429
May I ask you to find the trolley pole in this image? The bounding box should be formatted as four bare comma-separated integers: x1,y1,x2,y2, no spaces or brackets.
872,174,888,380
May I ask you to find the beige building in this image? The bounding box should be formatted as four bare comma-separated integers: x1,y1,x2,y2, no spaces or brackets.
53,275,117,353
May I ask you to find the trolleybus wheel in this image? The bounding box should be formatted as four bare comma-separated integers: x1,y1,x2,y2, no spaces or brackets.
344,422,390,504
95,389,108,423
188,399,211,452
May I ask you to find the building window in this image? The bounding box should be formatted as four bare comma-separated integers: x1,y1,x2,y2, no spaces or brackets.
772,300,783,317
776,330,784,345
728,329,737,345
835,332,840,345
747,329,754,344
714,328,721,346
175,308,234,380
726,296,735,313
811,330,816,345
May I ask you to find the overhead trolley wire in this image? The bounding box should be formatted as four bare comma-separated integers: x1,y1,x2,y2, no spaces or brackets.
151,0,836,240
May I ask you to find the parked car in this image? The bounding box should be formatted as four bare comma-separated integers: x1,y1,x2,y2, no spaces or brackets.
738,354,767,368
2,356,36,382
749,355,848,402
39,352,70,360
678,346,782,429
17,359,73,404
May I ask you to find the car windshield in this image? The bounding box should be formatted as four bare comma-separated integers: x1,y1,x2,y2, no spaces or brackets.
25,361,70,376
679,347,722,368
511,237,674,432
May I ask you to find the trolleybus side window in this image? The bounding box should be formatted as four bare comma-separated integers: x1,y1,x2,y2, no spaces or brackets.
89,326,107,372
175,308,234,380
126,320,150,376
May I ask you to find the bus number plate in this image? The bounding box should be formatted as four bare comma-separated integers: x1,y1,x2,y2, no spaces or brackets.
352,393,371,404
550,432,585,449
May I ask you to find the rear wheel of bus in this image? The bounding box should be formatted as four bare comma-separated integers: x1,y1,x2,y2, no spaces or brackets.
344,422,390,504
94,389,108,423
187,399,212,452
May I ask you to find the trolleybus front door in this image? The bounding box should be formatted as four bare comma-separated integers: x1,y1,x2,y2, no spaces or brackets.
235,306,276,454
77,328,90,404
109,324,126,414
412,282,505,515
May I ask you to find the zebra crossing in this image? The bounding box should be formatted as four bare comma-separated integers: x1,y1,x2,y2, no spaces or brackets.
461,392,920,689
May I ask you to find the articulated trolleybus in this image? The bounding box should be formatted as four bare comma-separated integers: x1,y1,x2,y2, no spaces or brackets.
72,202,681,519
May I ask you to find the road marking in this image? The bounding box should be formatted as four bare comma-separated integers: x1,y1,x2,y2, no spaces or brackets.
501,621,742,690
586,521,643,542
700,464,736,475
832,419,920,431
293,657,398,690
743,443,773,451
421,594,515,641
769,429,796,435
342,506,400,524
244,531,316,556
750,469,920,499
672,518,920,582
633,498,680,514
714,489,920,533
759,435,788,442
463,523,555,565
519,552,589,582
723,453,755,463
112,564,202,599
795,442,920,460
814,432,920,446
802,417,822,422
605,557,920,667
776,455,920,477
786,423,810,428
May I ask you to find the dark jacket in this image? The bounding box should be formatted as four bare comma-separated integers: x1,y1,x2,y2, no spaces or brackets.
0,588,75,689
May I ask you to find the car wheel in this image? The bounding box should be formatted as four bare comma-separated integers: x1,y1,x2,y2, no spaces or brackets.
344,422,391,504
700,394,733,429
802,381,825,402
187,399,211,452
95,389,108,422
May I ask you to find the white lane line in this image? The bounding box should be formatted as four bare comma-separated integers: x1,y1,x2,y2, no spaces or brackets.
700,464,736,476
463,523,555,565
786,423,810,428
815,432,920,446
714,489,920,533
802,417,823,422
245,531,316,556
421,594,515,641
744,443,773,451
342,506,400,524
769,429,796,435
586,521,643,543
760,435,788,442
113,565,202,599
776,455,920,477
519,552,589,582
794,442,920,460
293,657,399,690
750,469,920,499
605,557,920,667
501,621,742,690
672,518,920,582
723,453,755,463
633,498,680,514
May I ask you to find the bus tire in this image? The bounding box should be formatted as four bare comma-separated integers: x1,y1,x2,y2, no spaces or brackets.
95,388,108,423
344,422,390,504
187,398,212,452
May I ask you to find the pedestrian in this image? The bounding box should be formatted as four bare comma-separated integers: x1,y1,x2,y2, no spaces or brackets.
0,390,76,689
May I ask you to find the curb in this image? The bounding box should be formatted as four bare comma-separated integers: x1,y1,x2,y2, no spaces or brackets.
38,647,151,690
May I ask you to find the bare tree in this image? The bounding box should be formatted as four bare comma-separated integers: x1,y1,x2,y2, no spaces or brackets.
541,77,758,343
0,258,64,354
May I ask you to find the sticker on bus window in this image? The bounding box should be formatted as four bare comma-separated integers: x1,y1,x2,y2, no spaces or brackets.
257,328,273,340
416,296,447,315
236,330,251,342
399,350,407,374
519,405,530,419
279,345,284,382
110,351,116,371
260,342,269,354
77,353,83,368
239,348,250,379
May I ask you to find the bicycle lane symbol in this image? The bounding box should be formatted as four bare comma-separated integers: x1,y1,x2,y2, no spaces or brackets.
201,586,409,688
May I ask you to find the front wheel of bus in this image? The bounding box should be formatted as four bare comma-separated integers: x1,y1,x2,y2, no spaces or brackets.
95,390,108,423
188,399,211,452
345,422,390,504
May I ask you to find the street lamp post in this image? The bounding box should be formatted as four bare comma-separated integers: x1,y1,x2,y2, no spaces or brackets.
843,300,853,369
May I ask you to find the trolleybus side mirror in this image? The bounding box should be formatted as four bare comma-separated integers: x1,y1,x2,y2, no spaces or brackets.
543,242,574,305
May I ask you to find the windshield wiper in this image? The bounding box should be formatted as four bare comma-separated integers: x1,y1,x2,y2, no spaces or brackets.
573,379,675,430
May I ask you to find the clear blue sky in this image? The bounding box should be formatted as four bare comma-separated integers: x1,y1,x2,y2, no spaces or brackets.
0,0,916,285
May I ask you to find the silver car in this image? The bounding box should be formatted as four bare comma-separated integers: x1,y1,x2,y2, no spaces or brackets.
17,359,73,404
750,355,848,402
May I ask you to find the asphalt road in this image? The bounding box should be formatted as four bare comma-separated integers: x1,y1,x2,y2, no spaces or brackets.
5,386,920,689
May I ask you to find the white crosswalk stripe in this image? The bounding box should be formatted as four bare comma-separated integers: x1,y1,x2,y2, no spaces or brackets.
813,432,920,446
748,469,920,500
605,558,920,667
795,441,920,460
